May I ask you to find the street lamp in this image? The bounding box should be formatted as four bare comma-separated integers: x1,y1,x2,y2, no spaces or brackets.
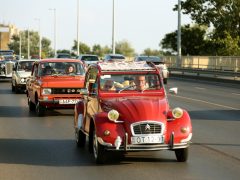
112,0,115,54
177,0,182,67
19,31,22,60
35,18,41,59
77,0,80,56
49,8,57,57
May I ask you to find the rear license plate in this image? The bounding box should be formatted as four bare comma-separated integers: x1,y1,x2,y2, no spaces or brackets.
131,135,163,144
59,99,80,104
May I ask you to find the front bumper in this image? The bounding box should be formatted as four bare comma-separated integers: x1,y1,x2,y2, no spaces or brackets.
39,98,80,108
98,132,190,152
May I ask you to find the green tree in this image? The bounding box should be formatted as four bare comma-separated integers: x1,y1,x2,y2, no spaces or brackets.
72,40,91,54
160,24,207,55
174,0,240,55
115,40,135,56
8,30,53,58
142,48,163,56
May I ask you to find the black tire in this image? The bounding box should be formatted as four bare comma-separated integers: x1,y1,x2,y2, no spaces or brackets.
75,129,86,147
36,101,45,116
175,148,188,162
28,97,36,111
92,128,107,164
163,78,167,84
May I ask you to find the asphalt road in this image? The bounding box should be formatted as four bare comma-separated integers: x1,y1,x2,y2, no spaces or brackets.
0,78,239,180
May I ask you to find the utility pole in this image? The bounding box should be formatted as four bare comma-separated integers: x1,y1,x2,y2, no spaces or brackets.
77,0,80,56
19,31,22,60
112,0,115,54
27,29,30,59
49,8,57,57
177,0,182,67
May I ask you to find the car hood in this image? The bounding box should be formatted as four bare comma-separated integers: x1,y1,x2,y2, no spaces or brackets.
101,96,169,123
16,71,31,78
40,75,85,88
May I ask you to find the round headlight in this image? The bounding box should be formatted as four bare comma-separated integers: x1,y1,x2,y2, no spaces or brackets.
108,109,119,122
172,107,183,119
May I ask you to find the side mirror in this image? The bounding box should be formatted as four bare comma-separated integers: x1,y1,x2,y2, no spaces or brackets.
169,87,178,95
79,88,89,95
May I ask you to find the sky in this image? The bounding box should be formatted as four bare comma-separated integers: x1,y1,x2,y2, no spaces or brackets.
1,0,192,54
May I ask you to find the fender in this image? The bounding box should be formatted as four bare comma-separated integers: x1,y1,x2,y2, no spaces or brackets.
166,110,192,143
94,112,125,145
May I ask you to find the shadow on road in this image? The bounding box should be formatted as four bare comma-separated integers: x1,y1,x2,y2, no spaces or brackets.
189,109,240,121
0,139,94,166
0,106,73,117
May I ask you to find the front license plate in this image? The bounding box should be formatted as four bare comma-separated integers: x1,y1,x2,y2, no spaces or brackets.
131,135,163,144
59,99,80,104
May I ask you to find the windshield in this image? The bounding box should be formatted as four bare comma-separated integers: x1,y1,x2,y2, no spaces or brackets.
17,61,34,71
100,74,162,92
81,56,99,61
39,62,85,76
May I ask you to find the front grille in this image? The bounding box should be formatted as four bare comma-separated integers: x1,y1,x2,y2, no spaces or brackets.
51,88,81,94
6,63,14,74
132,122,163,135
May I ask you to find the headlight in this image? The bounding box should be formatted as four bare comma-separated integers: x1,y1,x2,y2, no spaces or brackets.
172,107,183,119
20,78,25,83
42,88,52,95
108,109,119,122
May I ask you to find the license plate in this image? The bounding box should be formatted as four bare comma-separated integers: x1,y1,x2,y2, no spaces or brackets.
59,99,80,104
131,135,163,144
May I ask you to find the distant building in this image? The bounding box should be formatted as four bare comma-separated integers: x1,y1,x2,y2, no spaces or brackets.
0,24,19,50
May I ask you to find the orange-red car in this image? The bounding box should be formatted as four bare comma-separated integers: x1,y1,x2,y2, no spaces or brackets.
26,58,85,116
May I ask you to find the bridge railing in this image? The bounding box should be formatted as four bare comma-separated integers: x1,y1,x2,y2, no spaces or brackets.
162,56,240,80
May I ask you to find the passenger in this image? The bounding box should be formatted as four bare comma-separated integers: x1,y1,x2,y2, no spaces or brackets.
66,65,75,74
43,66,53,75
134,75,147,91
103,80,115,91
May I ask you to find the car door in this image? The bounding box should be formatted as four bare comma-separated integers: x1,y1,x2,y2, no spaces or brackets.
83,66,99,133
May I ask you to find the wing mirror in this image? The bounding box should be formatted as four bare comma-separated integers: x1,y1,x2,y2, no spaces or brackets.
79,88,89,95
169,87,178,95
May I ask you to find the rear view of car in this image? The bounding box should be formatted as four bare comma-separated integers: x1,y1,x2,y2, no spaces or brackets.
103,54,125,62
77,54,99,67
135,56,169,84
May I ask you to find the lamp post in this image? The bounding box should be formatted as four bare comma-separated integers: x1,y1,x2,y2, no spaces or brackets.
49,8,57,57
112,0,115,54
77,0,80,56
35,18,41,59
177,0,182,67
19,31,22,60
27,28,30,59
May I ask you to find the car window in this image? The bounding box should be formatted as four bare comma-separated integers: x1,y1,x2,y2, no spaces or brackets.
81,56,99,61
100,74,162,91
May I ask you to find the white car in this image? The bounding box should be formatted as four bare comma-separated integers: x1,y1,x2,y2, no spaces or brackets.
77,54,99,67
134,56,169,84
11,59,37,93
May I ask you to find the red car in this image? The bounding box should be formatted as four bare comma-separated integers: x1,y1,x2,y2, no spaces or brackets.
26,58,85,116
74,61,192,164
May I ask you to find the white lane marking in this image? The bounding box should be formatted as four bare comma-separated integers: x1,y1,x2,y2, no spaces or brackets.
173,95,239,110
232,93,240,96
195,87,206,90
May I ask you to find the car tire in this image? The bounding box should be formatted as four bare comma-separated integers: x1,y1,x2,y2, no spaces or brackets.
92,128,107,164
75,129,86,147
175,148,188,162
11,83,15,92
36,101,45,116
28,97,35,111
163,78,167,84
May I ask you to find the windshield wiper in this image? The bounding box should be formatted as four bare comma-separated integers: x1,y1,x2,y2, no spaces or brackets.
118,84,136,93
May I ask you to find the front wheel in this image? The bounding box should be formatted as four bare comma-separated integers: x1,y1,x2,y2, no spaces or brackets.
175,148,188,162
36,101,45,116
75,129,86,147
92,128,107,164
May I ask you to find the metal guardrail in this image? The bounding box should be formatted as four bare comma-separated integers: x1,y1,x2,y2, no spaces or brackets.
162,56,240,81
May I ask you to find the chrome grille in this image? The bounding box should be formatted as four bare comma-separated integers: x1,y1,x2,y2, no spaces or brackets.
6,62,14,74
51,88,81,94
132,122,163,135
